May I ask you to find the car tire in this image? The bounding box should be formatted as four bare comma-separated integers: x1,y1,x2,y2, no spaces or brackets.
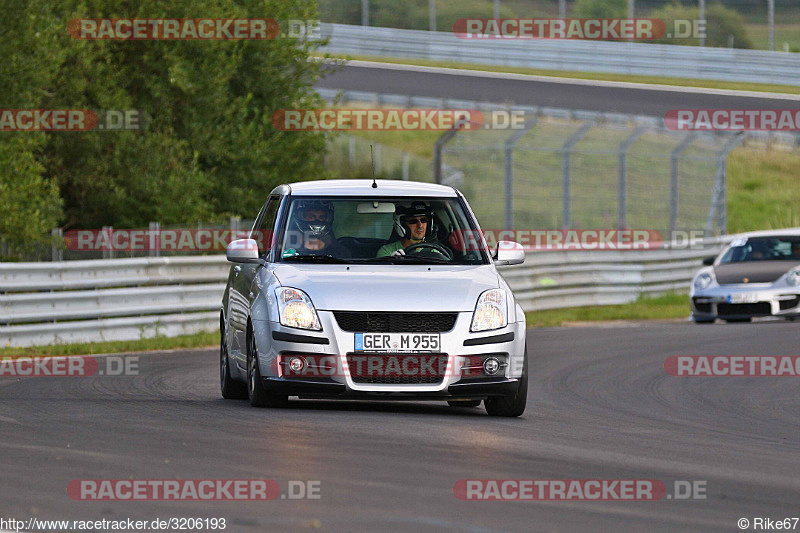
247,325,288,408
220,322,247,400
724,318,752,323
485,346,528,418
447,400,482,408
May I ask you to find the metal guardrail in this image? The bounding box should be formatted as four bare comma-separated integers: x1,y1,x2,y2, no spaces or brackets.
0,257,228,348
321,23,800,86
0,240,735,347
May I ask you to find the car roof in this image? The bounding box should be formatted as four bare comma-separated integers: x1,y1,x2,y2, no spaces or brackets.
733,227,800,240
280,179,458,198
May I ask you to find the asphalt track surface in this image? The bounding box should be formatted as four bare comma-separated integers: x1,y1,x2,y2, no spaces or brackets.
317,61,800,116
1,322,798,532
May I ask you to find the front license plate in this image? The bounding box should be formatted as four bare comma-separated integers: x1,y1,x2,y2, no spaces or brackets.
354,333,440,353
728,293,759,304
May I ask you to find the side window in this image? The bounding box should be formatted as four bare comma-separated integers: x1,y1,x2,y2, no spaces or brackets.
253,196,281,260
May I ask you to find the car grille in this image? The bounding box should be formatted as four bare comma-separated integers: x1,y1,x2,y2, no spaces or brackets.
717,302,771,316
692,298,712,314
345,353,448,385
779,296,800,311
333,312,458,333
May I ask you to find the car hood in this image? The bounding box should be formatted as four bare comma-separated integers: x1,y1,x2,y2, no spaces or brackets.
714,261,799,284
272,264,499,311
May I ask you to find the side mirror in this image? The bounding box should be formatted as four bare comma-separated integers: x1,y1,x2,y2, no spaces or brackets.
494,240,525,266
226,238,261,263
702,255,716,266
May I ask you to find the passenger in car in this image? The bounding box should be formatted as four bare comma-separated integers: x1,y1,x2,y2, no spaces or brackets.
283,200,351,258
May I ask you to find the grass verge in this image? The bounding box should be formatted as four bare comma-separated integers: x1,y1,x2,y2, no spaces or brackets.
320,53,800,95
525,292,689,328
0,331,217,358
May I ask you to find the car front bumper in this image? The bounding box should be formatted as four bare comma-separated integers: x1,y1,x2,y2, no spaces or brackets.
252,310,527,398
691,284,800,319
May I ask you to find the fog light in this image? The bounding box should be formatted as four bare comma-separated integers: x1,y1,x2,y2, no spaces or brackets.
483,357,501,376
289,357,305,372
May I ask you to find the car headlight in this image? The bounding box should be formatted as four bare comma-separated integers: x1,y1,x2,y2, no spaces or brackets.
788,269,800,287
275,287,321,331
470,289,507,332
694,272,713,290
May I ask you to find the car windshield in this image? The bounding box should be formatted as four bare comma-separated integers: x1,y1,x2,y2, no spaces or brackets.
718,236,800,264
277,196,489,265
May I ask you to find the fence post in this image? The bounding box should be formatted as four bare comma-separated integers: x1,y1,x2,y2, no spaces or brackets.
705,133,745,236
617,127,646,230
503,119,538,231
51,228,63,262
561,121,594,229
669,133,696,234
433,128,460,184
402,151,409,180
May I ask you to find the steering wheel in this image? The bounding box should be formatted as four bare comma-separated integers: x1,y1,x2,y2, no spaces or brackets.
404,242,453,261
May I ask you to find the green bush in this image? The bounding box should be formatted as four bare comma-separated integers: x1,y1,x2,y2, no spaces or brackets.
1,0,332,259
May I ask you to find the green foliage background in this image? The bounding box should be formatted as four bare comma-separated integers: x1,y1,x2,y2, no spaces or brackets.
0,0,330,259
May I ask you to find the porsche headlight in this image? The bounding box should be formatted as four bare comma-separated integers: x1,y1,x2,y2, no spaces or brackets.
275,287,321,330
788,269,800,287
470,289,507,332
694,272,713,290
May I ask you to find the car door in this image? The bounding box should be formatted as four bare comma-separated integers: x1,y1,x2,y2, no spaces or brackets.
229,195,282,368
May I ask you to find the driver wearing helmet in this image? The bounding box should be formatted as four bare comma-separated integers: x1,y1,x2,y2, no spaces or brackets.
283,200,350,258
377,201,443,258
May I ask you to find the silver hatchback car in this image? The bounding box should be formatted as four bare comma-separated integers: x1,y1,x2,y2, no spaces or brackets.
220,180,528,416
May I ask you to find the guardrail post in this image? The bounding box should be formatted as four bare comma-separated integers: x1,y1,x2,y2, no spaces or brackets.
705,133,745,236
433,128,460,184
230,216,241,241
51,228,63,262
361,0,369,26
561,121,594,229
669,133,697,234
149,221,160,257
401,151,409,180
617,127,646,230
101,226,114,259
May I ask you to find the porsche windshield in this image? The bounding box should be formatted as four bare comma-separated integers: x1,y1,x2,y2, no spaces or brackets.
718,236,800,264
277,197,489,265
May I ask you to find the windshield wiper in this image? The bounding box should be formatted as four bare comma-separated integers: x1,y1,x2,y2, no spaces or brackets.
282,254,351,264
